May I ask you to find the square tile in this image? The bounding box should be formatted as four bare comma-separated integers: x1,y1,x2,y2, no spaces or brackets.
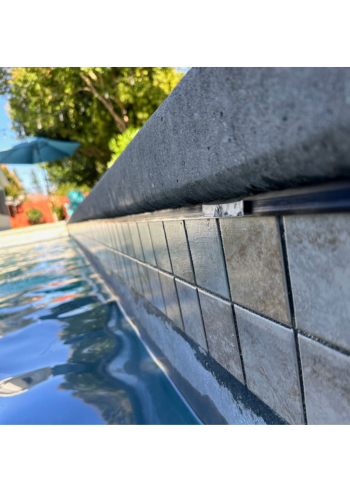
115,224,127,254
111,250,124,277
129,222,144,260
101,222,109,246
299,335,350,424
109,222,122,251
175,279,207,350
122,256,134,285
138,264,153,302
149,222,172,272
122,223,135,257
235,305,304,424
130,259,143,295
148,268,166,313
164,220,194,283
186,219,230,299
138,223,157,266
119,256,130,284
199,291,244,383
220,216,290,325
284,213,350,350
158,271,183,330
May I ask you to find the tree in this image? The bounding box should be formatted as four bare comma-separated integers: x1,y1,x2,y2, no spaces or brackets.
0,164,24,198
0,68,184,188
30,169,42,193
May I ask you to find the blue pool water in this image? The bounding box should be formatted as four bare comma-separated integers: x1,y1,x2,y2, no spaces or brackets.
0,236,199,424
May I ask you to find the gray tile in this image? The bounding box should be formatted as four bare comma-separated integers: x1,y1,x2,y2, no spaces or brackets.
138,223,157,266
119,256,130,284
109,222,122,251
235,305,304,425
175,279,207,350
130,259,143,295
220,216,290,325
199,291,244,383
284,213,350,351
122,223,135,257
101,224,109,246
148,268,166,313
114,224,126,254
186,219,230,299
111,250,124,277
138,264,153,302
149,222,172,272
122,256,134,285
129,222,144,260
105,223,113,248
299,335,350,424
105,248,114,270
158,272,183,330
164,221,194,283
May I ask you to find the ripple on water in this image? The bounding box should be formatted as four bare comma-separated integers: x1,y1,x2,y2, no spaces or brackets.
0,236,199,425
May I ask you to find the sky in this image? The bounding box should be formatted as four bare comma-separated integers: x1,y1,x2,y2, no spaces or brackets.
0,95,47,193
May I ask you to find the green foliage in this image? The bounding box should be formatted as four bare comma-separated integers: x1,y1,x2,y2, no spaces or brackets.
0,67,184,188
52,204,65,220
26,208,43,224
53,182,90,196
1,164,23,198
107,128,140,167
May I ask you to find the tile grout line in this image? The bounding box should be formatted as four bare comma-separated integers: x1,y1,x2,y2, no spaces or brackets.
297,329,350,357
183,220,197,286
196,288,210,352
278,215,308,425
161,221,174,274
216,218,247,386
173,278,186,332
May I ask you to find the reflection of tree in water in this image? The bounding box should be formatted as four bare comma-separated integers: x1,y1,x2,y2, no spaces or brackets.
49,299,141,424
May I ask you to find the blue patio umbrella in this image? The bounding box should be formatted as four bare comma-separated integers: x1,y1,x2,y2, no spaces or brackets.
0,137,81,194
0,137,81,164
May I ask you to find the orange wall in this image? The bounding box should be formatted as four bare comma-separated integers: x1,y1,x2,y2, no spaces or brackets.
10,195,68,229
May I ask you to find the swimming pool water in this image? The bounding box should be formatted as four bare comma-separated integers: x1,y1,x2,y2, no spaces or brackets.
0,236,199,424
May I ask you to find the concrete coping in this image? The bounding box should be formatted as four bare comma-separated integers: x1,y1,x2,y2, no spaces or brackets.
70,68,350,224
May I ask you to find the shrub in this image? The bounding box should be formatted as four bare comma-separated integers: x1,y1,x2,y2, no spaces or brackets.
52,204,65,220
26,208,43,224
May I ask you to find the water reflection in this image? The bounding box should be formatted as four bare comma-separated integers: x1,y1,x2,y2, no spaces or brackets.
0,237,199,424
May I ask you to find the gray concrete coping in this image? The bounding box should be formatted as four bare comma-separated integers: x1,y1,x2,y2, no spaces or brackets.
70,68,350,223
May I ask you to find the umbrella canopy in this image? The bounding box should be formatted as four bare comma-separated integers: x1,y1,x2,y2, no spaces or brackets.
0,138,81,164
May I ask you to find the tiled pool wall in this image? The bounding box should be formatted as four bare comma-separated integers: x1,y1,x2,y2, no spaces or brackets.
68,209,350,425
